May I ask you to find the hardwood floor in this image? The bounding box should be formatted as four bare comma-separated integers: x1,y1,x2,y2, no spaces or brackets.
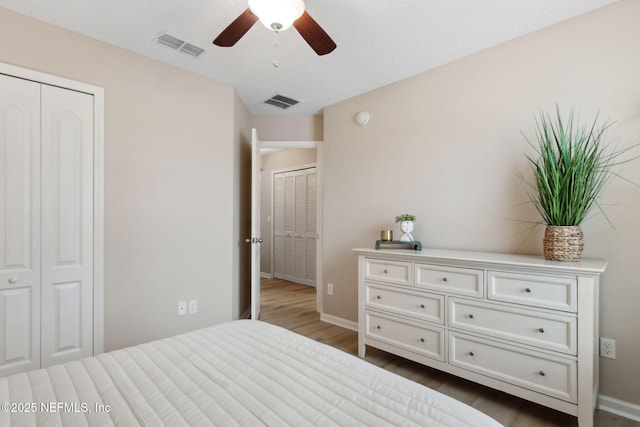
260,278,638,427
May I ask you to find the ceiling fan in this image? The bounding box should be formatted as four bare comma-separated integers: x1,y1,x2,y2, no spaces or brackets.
213,0,336,56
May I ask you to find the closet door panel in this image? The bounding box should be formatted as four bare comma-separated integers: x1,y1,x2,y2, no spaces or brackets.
273,176,285,279
304,172,317,286
0,74,41,376
305,238,317,285
0,289,34,368
294,237,306,281
40,85,94,367
293,174,307,283
283,175,295,281
53,281,82,350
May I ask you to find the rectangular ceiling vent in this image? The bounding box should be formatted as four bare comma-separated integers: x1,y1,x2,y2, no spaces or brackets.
157,33,205,58
180,43,205,57
264,95,300,109
158,33,184,49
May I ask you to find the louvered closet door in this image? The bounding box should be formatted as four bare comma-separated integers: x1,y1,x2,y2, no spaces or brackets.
0,74,42,376
273,167,316,287
303,171,316,286
273,175,285,279
293,171,317,286
283,173,296,281
40,85,94,368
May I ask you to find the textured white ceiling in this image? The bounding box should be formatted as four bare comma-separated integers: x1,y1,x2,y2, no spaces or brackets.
0,0,618,115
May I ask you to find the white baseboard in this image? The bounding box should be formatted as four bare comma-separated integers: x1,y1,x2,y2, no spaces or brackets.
598,394,640,422
260,272,273,279
320,313,358,331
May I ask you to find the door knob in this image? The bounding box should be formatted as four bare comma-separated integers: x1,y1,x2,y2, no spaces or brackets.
8,276,18,284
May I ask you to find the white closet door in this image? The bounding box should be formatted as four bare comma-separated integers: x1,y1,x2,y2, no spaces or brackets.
293,170,317,287
304,171,317,286
40,85,94,367
0,74,42,376
294,173,307,283
273,167,317,287
273,175,285,279
283,174,295,281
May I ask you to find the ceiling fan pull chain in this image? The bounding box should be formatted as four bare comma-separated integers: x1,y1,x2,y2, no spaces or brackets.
272,31,280,69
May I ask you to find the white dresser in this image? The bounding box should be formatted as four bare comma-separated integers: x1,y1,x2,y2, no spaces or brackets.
355,248,607,427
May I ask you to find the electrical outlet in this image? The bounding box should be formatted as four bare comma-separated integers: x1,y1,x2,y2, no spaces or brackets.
188,299,198,314
327,283,333,295
177,301,187,316
600,337,616,359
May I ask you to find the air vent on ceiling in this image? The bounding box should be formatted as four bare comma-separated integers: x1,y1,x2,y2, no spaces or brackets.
157,33,205,58
158,33,184,49
264,94,300,110
180,43,205,57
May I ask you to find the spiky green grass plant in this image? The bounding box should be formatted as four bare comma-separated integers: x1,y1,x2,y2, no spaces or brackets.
522,106,633,226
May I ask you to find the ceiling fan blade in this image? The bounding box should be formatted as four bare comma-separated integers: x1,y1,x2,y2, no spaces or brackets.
293,11,336,56
213,8,258,47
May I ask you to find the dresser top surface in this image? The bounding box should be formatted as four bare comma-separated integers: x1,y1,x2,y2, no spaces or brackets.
353,248,607,274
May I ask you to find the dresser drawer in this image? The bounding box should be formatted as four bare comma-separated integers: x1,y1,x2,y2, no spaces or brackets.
365,311,444,361
449,332,577,403
415,264,483,297
364,258,411,286
365,284,444,324
488,271,577,312
449,298,576,355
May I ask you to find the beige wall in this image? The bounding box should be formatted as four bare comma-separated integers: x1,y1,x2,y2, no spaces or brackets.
252,115,323,141
0,8,251,349
323,0,640,404
260,149,318,275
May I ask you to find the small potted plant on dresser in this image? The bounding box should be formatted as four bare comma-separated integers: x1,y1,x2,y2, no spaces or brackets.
395,213,416,242
521,105,635,261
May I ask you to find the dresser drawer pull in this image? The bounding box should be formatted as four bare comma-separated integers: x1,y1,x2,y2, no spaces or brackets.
539,370,546,377
442,277,448,282
469,351,475,357
376,325,382,330
538,328,545,333
376,295,382,300
525,287,532,293
468,314,474,319
420,338,425,342
383,269,388,274
420,304,425,309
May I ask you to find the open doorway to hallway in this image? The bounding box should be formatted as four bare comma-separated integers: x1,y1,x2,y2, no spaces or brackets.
259,147,320,311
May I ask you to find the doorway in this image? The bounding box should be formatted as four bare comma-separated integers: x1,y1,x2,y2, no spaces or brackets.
258,141,322,312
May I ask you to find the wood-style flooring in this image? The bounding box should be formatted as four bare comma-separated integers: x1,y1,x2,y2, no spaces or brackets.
259,277,638,427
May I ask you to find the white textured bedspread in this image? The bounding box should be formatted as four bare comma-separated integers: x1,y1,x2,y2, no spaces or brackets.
0,320,501,426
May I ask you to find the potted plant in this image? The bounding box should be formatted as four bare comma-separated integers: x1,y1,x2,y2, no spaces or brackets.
521,105,633,261
395,214,416,242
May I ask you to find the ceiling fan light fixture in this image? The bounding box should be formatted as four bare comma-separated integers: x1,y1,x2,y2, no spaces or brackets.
248,0,305,31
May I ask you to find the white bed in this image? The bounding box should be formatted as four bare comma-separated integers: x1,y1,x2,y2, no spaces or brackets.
0,320,501,426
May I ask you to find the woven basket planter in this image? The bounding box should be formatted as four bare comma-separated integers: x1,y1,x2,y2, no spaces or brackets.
543,226,584,262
